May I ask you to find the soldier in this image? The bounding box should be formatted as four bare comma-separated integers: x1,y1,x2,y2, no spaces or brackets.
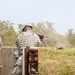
0,36,3,48
12,23,40,75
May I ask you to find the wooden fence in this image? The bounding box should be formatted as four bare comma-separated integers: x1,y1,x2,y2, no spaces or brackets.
0,48,43,75
0,48,16,75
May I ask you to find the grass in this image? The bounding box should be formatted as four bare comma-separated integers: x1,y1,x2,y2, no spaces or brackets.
38,47,75,75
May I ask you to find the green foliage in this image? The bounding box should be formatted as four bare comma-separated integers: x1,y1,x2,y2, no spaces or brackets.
67,29,75,47
60,66,71,75
0,20,18,46
39,47,75,75
18,24,23,33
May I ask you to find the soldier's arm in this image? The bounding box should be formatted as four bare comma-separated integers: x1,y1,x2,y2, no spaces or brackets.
35,34,41,47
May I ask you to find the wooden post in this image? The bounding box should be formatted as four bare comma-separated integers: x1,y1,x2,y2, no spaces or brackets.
0,49,2,66
0,49,2,75
23,47,39,75
0,66,2,75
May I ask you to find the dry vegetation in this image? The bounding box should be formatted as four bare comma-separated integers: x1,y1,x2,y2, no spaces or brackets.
38,47,75,75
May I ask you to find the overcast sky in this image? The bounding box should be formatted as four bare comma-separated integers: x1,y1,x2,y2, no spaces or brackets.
0,0,75,35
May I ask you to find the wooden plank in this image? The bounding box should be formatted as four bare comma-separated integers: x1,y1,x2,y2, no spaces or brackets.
23,48,25,75
1,48,16,75
0,66,2,75
0,49,2,75
0,49,2,65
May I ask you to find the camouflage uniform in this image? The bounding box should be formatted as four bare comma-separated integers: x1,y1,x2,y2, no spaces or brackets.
12,30,40,75
0,37,3,48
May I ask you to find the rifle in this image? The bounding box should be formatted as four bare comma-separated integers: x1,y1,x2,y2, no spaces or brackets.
37,34,44,41
37,34,47,47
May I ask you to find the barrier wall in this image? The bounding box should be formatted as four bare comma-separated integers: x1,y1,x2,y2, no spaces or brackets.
0,48,44,75
0,48,16,75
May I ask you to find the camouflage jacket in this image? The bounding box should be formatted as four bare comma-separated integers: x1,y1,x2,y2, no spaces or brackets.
16,30,40,50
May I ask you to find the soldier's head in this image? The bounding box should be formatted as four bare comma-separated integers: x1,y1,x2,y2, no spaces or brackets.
22,23,33,32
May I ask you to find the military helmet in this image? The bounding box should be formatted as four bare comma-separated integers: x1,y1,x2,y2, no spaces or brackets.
22,23,33,31
25,23,33,27
23,23,33,28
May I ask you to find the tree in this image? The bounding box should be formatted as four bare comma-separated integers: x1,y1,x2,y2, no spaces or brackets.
66,29,75,47
0,20,18,46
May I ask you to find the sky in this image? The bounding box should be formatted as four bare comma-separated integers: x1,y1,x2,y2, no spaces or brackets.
0,0,75,35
